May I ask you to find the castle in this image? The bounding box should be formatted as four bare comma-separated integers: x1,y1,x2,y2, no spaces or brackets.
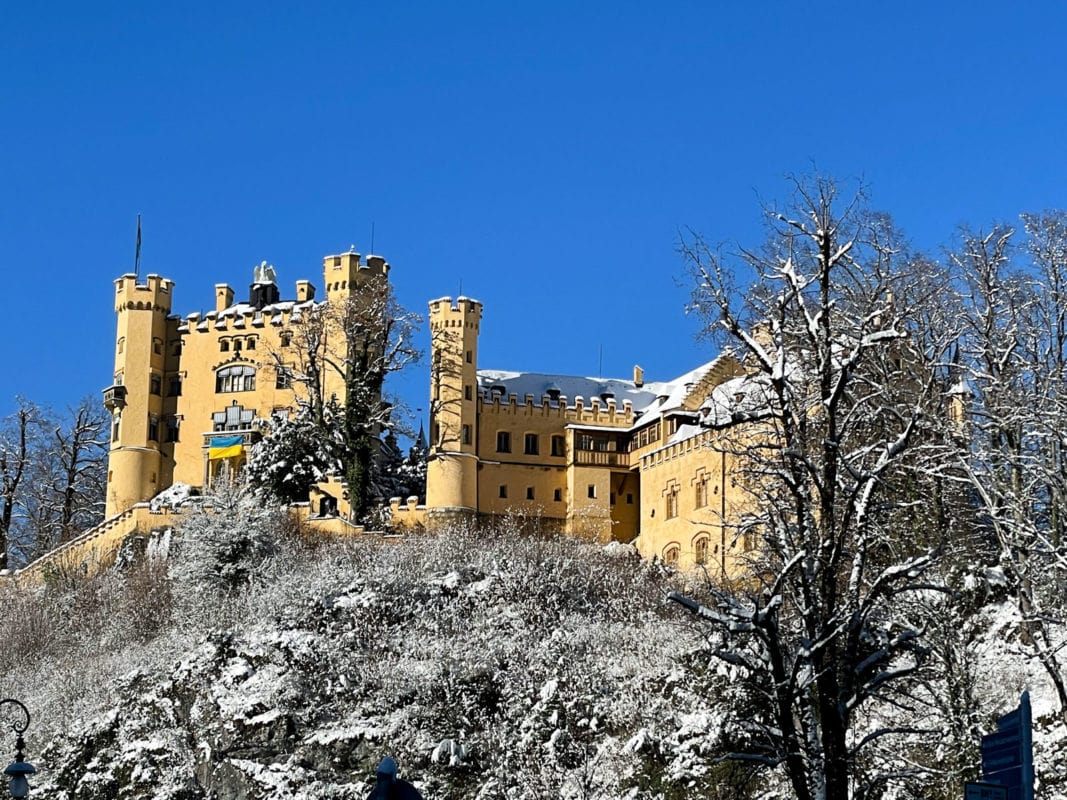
103,251,388,519
423,296,759,578
95,253,761,581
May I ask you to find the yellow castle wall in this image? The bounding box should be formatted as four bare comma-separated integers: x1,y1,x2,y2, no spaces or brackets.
107,252,392,513
636,426,757,579
170,299,308,488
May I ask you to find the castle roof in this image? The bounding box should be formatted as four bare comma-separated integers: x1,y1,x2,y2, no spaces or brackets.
477,355,739,424
477,369,660,410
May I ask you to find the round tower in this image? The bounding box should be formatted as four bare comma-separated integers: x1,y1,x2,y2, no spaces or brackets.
425,296,482,520
103,273,173,517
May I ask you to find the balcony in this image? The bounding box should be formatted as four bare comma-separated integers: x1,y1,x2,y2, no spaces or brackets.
202,430,262,448
573,449,630,468
102,384,127,412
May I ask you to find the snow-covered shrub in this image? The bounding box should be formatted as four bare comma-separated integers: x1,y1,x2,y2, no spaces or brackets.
170,474,283,594
12,517,1064,800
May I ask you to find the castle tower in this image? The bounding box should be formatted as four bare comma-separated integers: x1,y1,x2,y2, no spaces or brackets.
323,251,389,300
320,251,391,403
425,296,482,519
103,274,175,517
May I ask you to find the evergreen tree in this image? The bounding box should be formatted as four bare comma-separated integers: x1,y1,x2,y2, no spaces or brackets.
245,402,346,504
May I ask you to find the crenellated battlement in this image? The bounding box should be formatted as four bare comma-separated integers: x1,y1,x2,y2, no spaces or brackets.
176,299,319,335
324,251,389,295
478,388,635,427
114,273,173,313
428,296,483,330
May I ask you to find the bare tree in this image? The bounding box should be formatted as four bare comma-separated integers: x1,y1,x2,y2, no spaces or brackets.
49,397,109,545
0,401,34,570
674,176,959,800
266,273,421,520
950,218,1067,721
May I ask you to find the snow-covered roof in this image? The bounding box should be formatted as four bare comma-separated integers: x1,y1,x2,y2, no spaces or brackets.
477,369,655,408
212,299,319,318
701,373,775,427
477,358,728,419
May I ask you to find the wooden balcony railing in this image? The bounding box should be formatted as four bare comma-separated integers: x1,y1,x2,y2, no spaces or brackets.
573,450,630,468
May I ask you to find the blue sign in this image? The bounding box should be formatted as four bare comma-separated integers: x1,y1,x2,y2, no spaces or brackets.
979,692,1033,800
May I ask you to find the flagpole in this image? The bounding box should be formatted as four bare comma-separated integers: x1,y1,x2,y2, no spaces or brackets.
134,214,142,278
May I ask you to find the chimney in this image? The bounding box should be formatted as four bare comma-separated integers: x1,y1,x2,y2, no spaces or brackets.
215,284,234,312
633,365,644,387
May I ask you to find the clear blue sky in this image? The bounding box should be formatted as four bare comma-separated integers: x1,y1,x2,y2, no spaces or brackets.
3,2,1066,428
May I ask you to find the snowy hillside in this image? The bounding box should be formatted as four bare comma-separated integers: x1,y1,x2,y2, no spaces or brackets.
1,522,1065,799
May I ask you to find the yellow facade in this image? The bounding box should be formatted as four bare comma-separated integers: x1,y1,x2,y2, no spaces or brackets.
104,252,390,518
101,260,768,581
424,296,762,578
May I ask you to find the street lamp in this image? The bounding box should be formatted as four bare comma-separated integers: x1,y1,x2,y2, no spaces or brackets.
0,700,34,799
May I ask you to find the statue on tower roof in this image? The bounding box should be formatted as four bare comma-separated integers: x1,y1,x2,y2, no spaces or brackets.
253,261,277,285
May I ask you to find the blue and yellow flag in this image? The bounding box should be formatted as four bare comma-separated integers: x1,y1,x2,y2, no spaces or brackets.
208,435,244,460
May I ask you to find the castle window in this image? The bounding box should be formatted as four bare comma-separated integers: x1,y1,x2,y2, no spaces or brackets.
216,365,256,393
148,415,159,442
551,435,565,457
587,485,596,499
610,492,615,506
168,376,182,397
247,337,256,351
666,484,679,519
166,417,180,443
465,350,472,364
150,374,162,395
662,544,680,567
496,431,511,453
526,487,534,500
276,368,292,390
626,493,634,504
234,339,243,352
499,484,508,499
462,424,472,445
465,385,472,401
111,417,120,442
280,332,292,348
172,341,182,356
694,534,710,566
553,488,562,502
153,338,163,355
524,433,539,455
116,337,125,354
220,339,230,352
695,475,708,509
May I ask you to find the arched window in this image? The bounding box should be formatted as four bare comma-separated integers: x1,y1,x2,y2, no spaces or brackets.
215,365,256,393
693,534,710,566
662,544,680,567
